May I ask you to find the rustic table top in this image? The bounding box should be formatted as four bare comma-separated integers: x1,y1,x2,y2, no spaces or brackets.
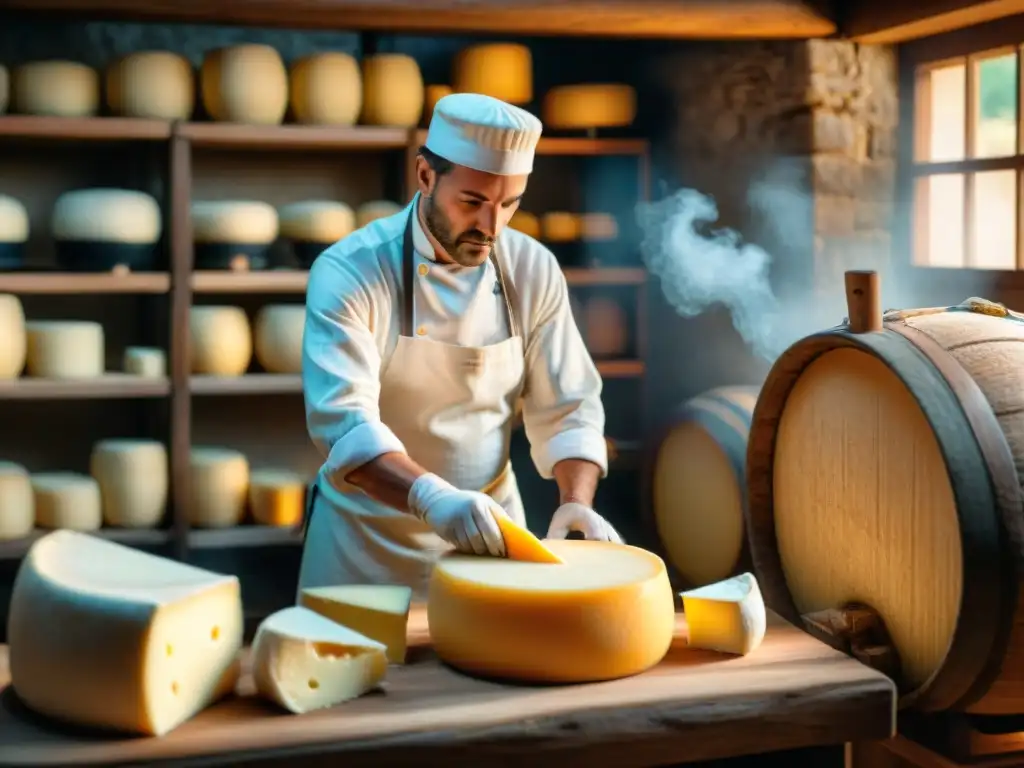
0,606,896,767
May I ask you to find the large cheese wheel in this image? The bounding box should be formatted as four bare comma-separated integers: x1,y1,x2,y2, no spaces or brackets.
90,439,168,528
427,539,675,683
356,200,402,228
31,472,102,531
201,44,288,125
106,51,194,120
12,61,99,117
0,194,29,243
189,447,249,528
254,304,304,374
248,469,305,527
508,210,540,239
0,293,26,379
278,200,353,267
540,212,580,243
361,54,423,128
189,306,252,376
52,189,162,272
452,43,532,105
25,321,104,379
7,529,243,736
192,201,278,271
542,84,637,131
423,84,452,126
289,53,361,126
0,462,33,541
124,346,166,378
583,296,628,357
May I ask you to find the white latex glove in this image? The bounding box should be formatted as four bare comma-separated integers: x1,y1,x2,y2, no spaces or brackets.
408,473,507,557
546,502,623,543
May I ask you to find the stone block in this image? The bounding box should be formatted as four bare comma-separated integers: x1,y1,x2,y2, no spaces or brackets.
812,154,862,197
815,195,856,236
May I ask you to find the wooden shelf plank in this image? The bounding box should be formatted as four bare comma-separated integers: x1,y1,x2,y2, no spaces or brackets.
597,360,645,378
191,270,309,294
189,526,303,549
190,374,301,395
0,272,170,294
562,267,645,285
0,527,173,560
179,122,411,151
0,374,170,400
0,115,171,141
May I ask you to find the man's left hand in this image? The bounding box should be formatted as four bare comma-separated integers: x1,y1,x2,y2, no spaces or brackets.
545,502,623,543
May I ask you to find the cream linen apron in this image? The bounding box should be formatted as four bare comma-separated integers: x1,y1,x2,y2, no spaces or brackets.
297,205,527,600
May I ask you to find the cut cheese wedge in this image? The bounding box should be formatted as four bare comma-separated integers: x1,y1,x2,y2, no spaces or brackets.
428,539,675,683
494,514,563,564
681,572,767,656
7,530,243,736
251,606,388,714
300,584,412,664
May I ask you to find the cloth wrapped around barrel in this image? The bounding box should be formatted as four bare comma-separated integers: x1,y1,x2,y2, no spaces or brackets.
881,297,1024,323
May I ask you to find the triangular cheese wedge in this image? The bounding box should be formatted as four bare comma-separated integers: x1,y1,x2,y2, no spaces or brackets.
681,572,766,656
300,584,412,664
495,515,564,564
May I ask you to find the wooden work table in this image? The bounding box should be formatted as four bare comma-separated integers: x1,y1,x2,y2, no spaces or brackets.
0,607,896,767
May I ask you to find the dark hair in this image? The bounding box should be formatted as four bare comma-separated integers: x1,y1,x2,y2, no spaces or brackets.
418,145,454,176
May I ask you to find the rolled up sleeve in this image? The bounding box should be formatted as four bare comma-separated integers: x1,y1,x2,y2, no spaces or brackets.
303,254,405,489
521,259,608,479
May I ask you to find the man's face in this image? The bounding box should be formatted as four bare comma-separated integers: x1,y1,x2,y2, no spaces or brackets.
417,158,528,267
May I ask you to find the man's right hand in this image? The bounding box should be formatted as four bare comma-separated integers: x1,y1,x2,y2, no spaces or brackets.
408,473,506,557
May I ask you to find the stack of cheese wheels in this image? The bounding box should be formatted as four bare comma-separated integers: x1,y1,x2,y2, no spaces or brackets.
356,200,402,228
90,439,168,528
452,43,532,105
248,469,305,527
278,201,354,267
361,54,424,127
0,195,29,269
190,306,252,376
652,386,759,589
25,321,104,379
0,294,26,379
124,346,166,378
582,296,629,358
0,462,33,540
12,61,99,117
543,84,637,133
254,304,304,374
508,210,540,239
8,530,243,736
31,472,102,531
189,447,249,528
746,287,1024,714
428,539,675,682
106,51,194,120
51,189,162,272
201,44,288,125
289,52,361,126
580,212,619,266
541,212,581,266
422,84,452,126
191,201,278,271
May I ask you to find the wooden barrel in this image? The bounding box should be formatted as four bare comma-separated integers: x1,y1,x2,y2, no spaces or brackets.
746,298,1024,715
651,385,759,588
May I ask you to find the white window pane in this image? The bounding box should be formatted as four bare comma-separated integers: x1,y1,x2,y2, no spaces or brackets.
918,174,965,267
928,64,967,162
971,170,1017,269
973,53,1018,159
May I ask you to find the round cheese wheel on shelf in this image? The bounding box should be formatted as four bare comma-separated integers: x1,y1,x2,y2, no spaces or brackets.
31,472,102,531
361,54,423,127
12,61,99,117
542,84,637,131
51,189,162,272
423,84,452,126
248,469,305,527
452,43,532,105
106,51,194,120
583,296,629,357
508,210,540,239
0,294,26,380
123,346,166,378
580,213,618,241
191,200,278,271
356,200,402,228
540,212,580,243
278,201,354,267
289,52,361,126
90,439,168,529
25,321,104,379
428,540,675,683
254,304,304,374
189,447,249,529
189,305,252,376
0,462,33,541
0,195,28,270
0,65,8,115
201,44,288,125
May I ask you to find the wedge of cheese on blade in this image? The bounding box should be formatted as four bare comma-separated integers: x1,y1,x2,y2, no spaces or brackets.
7,529,243,736
251,606,388,714
681,572,766,656
300,584,412,664
494,514,563,564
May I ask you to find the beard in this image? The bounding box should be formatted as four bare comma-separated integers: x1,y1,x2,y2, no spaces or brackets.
423,194,494,267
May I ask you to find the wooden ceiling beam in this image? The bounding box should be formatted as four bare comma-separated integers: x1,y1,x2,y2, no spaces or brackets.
844,0,1024,44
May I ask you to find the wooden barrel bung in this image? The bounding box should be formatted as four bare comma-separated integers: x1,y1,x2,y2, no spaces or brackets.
746,269,1024,714
650,385,759,588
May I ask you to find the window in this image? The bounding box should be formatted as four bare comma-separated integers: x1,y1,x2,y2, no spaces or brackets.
913,49,1021,269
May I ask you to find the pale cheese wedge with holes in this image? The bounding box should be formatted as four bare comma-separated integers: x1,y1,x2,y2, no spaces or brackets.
251,606,388,714
301,584,412,664
681,572,767,656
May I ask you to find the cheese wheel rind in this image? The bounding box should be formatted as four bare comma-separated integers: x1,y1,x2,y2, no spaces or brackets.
452,43,533,105
278,201,355,243
289,53,362,126
90,439,168,528
8,530,243,736
0,195,29,243
541,212,580,243
106,51,195,120
360,54,424,127
248,468,305,527
191,201,278,245
542,84,637,130
30,472,102,531
124,346,166,378
189,306,252,376
0,293,27,380
201,44,288,125
188,446,249,528
254,304,304,374
13,61,99,117
681,572,767,656
508,210,540,240
0,462,33,541
52,189,162,244
25,321,104,379
356,200,402,228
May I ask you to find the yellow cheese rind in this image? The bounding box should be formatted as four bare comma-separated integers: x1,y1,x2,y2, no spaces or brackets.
31,472,102,531
106,51,194,120
361,54,423,127
0,462,33,541
494,515,563,564
189,447,249,528
90,438,168,528
356,200,402,228
13,61,99,117
201,45,288,125
452,44,533,104
0,293,26,380
190,306,252,376
289,53,361,126
248,468,305,527
254,304,305,374
508,210,540,239
25,321,104,379
542,84,637,131
681,572,767,656
301,584,413,664
0,195,29,243
428,540,675,683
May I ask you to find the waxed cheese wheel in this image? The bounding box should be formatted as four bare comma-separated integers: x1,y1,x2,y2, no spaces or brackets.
541,212,580,243
201,45,288,125
254,304,304,374
0,462,33,541
278,200,354,267
361,54,423,127
508,210,540,239
31,472,102,531
248,469,305,527
584,296,628,357
25,321,104,379
289,53,361,126
52,189,162,272
191,201,278,271
124,346,166,378
423,84,452,126
356,201,402,228
0,65,8,115
189,447,249,528
106,51,194,120
452,43,532,105
543,84,637,131
0,294,26,380
90,439,168,528
189,306,252,376
12,61,99,117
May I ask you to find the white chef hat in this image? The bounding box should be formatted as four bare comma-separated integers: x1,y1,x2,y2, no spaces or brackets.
425,93,543,176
